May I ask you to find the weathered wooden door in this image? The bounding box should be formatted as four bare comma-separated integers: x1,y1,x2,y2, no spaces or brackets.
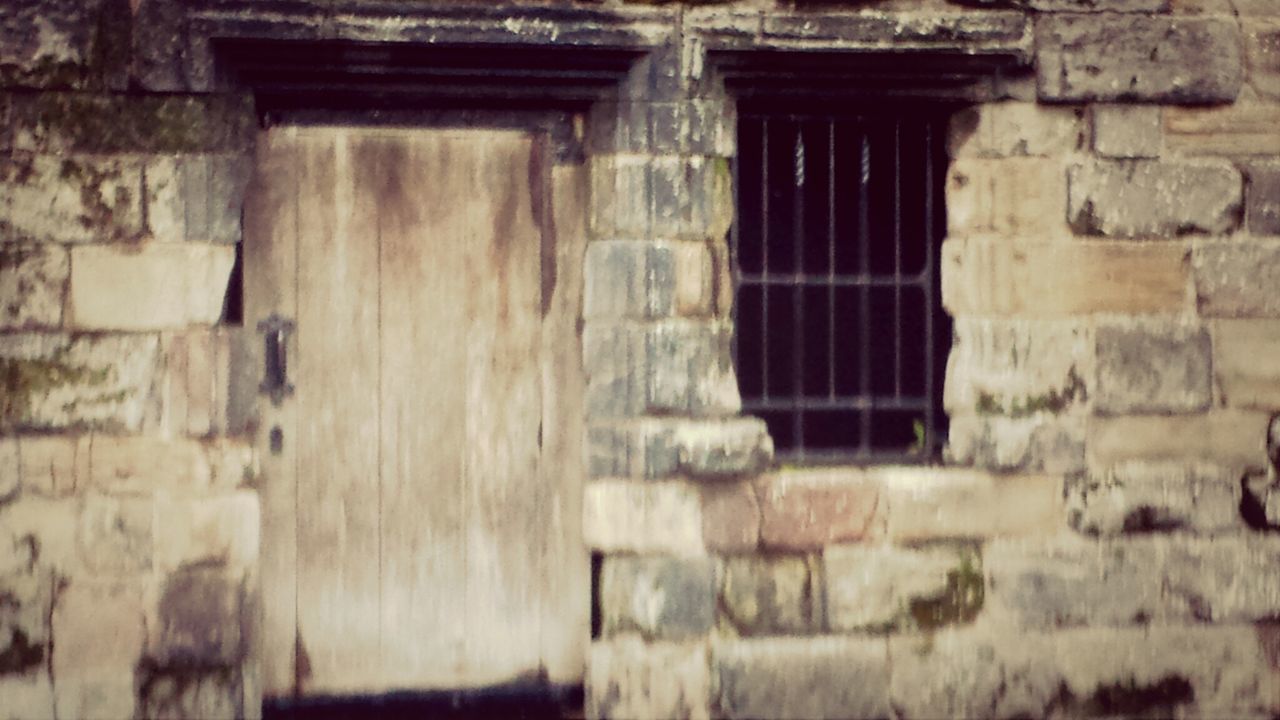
244,126,588,698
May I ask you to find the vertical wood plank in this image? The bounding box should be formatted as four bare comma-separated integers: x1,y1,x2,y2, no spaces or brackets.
538,159,590,686
376,133,470,689
244,128,300,699
294,130,383,694
462,133,546,685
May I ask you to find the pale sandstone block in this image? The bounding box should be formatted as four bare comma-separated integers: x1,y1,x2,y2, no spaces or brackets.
1088,411,1271,468
16,434,88,497
946,412,1087,474
88,435,211,494
0,438,17,501
946,158,1071,238
700,481,761,553
583,479,705,557
587,637,710,720
1245,20,1280,101
0,243,67,329
944,317,1092,417
948,103,1083,159
1066,461,1243,535
1093,321,1213,415
1166,103,1280,156
878,466,1066,542
0,498,77,575
1213,319,1280,408
77,494,153,575
1194,240,1280,317
68,242,235,330
1068,159,1242,237
1091,105,1163,158
942,237,1190,318
51,579,145,720
154,491,260,573
714,636,891,720
825,543,981,632
0,154,145,244
0,673,55,720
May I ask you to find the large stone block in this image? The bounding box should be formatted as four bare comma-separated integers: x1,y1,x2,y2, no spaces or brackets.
1245,160,1280,235
0,154,145,244
0,0,103,89
1068,159,1242,237
1091,105,1163,159
1162,535,1280,622
67,242,235,330
945,317,1092,418
77,494,153,575
148,566,244,667
0,243,67,329
11,93,256,154
947,103,1082,159
674,417,772,479
719,556,818,635
879,467,1065,541
946,158,1070,238
1093,322,1213,414
584,241,714,320
15,435,87,497
0,498,78,575
587,99,735,157
158,329,236,438
825,543,983,633
1194,241,1280,317
0,673,55,720
587,638,710,720
600,556,715,641
0,332,160,431
1213,319,1280,408
700,481,760,553
146,154,252,244
586,420,680,479
589,155,730,242
1066,461,1242,536
139,668,241,720
985,536,1167,628
1036,15,1243,103
713,637,891,720
645,320,740,416
1247,19,1280,101
0,567,52,676
946,412,1087,474
1165,103,1280,157
51,579,145,720
583,480,705,557
756,468,881,550
1088,410,1270,467
942,237,1190,318
154,492,259,574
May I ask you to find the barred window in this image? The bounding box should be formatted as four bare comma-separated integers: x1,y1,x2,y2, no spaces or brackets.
731,108,951,463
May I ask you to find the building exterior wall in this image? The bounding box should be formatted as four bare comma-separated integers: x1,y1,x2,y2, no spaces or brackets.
0,0,1278,718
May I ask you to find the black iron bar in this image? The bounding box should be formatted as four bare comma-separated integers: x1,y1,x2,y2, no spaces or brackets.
761,118,770,403
737,273,930,287
828,120,837,403
893,119,903,399
858,129,872,455
792,124,807,457
923,119,937,458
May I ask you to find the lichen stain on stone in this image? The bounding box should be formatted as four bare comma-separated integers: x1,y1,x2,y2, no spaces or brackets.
907,550,984,632
1073,676,1195,717
0,625,44,674
0,350,112,428
974,365,1087,417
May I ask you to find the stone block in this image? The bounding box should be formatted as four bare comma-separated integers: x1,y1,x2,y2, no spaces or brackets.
158,329,233,438
0,673,55,720
589,155,730,242
1030,0,1169,9
0,154,145,244
946,158,1070,238
139,669,240,720
154,492,260,574
825,543,983,633
148,566,244,667
700,481,760,553
583,322,645,418
1066,461,1243,536
588,99,734,158
0,567,52,675
586,420,679,479
77,494,153,575
713,636,891,720
583,480,705,557
879,467,1066,541
11,93,256,154
600,556,715,641
1088,410,1270,467
674,417,773,479
756,468,881,550
88,435,212,494
0,0,102,89
0,498,77,575
0,243,67,329
0,439,16,502
944,317,1092,418
1161,535,1280,622
1092,105,1163,158
1094,321,1212,414
718,556,818,635
145,154,252,244
0,332,160,431
1194,240,1280,317
947,102,1083,158
587,638,710,720
1245,160,1280,235
1036,15,1243,103
16,434,88,497
67,242,236,330
1213,319,1280,408
1247,19,1280,101
1165,103,1280,156
942,237,1190,318
584,241,713,320
946,412,1087,474
645,320,740,416
1068,159,1242,237
51,579,145,720
985,536,1167,628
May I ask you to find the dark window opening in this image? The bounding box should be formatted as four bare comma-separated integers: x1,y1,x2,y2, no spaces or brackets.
731,108,951,464
221,241,245,326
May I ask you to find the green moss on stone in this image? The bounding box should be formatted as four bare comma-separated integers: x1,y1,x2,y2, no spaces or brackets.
0,349,112,426
974,365,1087,417
16,93,256,154
907,550,984,631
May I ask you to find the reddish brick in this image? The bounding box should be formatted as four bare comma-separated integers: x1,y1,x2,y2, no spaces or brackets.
701,481,760,553
756,470,882,551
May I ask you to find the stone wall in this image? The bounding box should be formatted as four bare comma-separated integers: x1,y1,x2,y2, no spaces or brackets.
0,3,260,715
2,0,1280,719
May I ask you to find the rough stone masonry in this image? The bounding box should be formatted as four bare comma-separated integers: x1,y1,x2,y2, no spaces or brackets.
2,0,1280,719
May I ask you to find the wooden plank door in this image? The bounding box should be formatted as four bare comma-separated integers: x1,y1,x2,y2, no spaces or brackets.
244,126,588,698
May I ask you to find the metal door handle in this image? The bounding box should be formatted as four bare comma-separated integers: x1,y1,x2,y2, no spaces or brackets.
258,313,295,405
